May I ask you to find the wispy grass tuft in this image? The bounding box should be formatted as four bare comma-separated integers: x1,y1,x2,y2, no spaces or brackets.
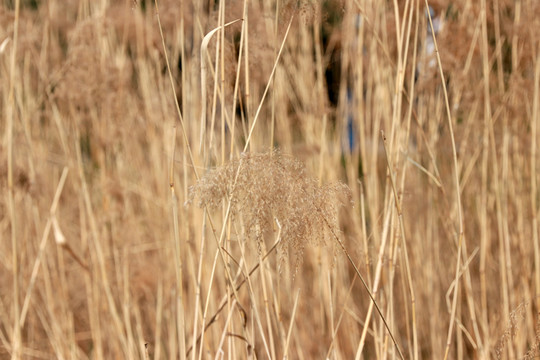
189,150,351,270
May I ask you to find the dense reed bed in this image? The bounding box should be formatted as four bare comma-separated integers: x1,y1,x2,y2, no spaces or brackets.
1,0,540,358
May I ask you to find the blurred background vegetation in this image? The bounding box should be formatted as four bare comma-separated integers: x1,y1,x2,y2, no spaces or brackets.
1,0,540,358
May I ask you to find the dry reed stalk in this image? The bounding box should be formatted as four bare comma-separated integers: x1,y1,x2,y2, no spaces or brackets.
422,2,465,359
6,1,21,359
19,167,69,328
257,224,278,359
282,289,300,359
185,236,281,357
229,0,250,157
389,0,419,357
236,233,273,359
190,149,404,358
75,127,128,354
215,299,237,358
192,12,295,358
533,47,540,321
382,130,417,359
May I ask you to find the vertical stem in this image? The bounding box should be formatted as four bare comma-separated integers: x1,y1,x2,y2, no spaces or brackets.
479,73,491,360
169,126,186,360
7,0,21,358
532,54,540,315
423,1,465,359
219,0,225,165
381,131,417,360
243,6,251,152
492,0,504,92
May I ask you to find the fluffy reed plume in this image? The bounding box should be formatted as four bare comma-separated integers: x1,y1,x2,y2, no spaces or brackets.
189,151,351,269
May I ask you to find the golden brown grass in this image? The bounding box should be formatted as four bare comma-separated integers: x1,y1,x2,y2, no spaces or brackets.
2,0,540,359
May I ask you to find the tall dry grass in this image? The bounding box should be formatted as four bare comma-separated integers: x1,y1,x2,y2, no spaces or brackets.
1,0,540,358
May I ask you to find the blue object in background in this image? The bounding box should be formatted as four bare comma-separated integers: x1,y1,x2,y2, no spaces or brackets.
344,88,356,153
